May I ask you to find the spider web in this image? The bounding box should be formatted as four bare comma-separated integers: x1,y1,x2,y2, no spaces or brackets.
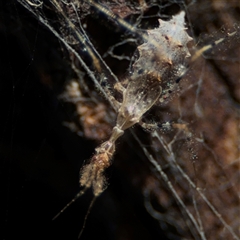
1,0,239,240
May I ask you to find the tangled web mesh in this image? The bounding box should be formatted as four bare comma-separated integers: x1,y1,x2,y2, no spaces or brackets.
13,0,240,239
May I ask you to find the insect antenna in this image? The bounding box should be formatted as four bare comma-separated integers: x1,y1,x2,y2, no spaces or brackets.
78,196,97,239
52,187,88,221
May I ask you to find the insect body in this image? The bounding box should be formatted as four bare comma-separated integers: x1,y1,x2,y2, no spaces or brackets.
79,11,192,197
